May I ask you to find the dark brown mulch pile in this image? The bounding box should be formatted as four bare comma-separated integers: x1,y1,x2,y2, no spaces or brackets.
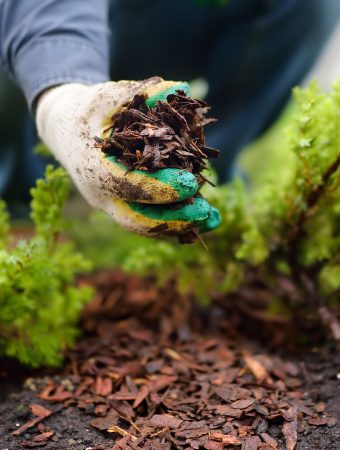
0,271,339,450
95,91,219,175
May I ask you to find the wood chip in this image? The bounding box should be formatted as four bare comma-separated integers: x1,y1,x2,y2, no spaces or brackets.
30,404,52,419
90,409,119,431
32,431,54,442
210,432,241,445
149,414,183,429
283,419,297,450
15,270,322,450
242,436,262,450
243,354,268,381
231,398,256,409
97,91,219,176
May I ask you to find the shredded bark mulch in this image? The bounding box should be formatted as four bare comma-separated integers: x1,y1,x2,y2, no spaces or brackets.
95,91,219,176
0,270,339,450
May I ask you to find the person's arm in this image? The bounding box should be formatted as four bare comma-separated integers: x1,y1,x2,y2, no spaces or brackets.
0,0,110,107
0,0,220,237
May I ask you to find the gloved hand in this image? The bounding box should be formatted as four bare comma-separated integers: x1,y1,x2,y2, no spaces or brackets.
36,77,221,237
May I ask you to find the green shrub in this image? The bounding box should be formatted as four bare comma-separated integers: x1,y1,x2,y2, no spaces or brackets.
113,80,340,309
0,166,92,367
63,79,340,330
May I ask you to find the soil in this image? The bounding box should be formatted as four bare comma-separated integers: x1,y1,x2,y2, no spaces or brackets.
0,270,339,450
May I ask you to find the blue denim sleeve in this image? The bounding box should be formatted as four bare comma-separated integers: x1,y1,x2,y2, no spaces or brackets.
0,0,110,107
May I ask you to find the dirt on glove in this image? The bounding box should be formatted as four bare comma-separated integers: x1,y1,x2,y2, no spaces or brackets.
95,91,220,245
95,91,219,178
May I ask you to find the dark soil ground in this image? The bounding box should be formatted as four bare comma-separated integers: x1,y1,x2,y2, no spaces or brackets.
0,270,339,450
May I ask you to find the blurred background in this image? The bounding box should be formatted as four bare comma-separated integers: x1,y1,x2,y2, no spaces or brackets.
1,0,340,217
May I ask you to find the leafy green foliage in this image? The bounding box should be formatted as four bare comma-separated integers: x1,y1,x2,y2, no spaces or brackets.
68,210,153,270
0,200,9,248
0,166,92,367
76,80,340,311
34,142,52,158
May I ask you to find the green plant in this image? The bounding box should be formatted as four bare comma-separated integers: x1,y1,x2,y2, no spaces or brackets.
0,166,92,367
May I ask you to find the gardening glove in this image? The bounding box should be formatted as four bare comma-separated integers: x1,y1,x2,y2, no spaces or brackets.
36,77,221,237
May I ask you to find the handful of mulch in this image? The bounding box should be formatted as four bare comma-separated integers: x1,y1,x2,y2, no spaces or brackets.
95,90,220,244
95,90,219,177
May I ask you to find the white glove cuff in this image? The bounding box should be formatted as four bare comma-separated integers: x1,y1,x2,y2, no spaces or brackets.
36,83,92,166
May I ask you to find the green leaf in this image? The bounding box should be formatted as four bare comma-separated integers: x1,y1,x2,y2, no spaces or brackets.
0,167,92,367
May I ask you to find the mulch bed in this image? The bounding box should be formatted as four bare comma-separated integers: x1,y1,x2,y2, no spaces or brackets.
0,270,339,450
